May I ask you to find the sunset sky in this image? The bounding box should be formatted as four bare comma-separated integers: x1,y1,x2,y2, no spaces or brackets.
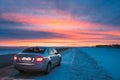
0,0,120,47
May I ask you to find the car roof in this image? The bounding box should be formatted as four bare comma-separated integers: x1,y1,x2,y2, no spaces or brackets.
23,46,56,50
27,46,48,48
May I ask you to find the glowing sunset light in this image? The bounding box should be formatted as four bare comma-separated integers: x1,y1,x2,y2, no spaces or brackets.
0,0,120,47
1,13,105,29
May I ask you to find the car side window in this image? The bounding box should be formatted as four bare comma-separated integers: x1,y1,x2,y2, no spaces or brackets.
34,47,39,53
49,48,56,55
47,48,50,54
48,48,53,54
52,48,57,54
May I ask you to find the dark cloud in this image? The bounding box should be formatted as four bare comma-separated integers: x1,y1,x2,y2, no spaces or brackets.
54,0,120,26
1,0,120,26
0,0,55,12
0,28,66,40
0,18,26,30
0,18,21,24
0,18,67,40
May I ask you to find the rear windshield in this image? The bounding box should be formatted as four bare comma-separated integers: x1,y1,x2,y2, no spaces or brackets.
22,47,46,53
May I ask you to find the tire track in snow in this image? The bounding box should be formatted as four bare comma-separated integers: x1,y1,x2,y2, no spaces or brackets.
70,48,112,80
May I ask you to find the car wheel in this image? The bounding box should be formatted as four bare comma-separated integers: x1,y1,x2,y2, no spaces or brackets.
58,57,61,66
45,63,51,74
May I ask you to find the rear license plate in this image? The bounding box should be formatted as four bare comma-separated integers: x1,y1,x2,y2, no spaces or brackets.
21,57,32,61
21,57,32,62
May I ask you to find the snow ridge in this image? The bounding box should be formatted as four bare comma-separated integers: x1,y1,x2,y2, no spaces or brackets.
70,48,112,80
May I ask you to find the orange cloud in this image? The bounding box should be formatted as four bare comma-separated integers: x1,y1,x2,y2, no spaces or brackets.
1,12,120,47
1,13,105,30
1,38,120,47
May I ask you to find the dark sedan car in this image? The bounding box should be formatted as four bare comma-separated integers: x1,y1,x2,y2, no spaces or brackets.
13,47,61,74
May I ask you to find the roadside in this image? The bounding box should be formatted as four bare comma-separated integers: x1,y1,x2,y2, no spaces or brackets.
0,48,114,80
80,47,120,80
0,54,15,68
70,48,112,80
0,49,75,80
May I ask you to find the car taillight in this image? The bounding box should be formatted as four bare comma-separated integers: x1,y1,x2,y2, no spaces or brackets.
36,56,44,62
14,55,18,61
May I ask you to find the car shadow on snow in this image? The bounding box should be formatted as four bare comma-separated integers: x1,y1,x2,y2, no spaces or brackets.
7,65,61,80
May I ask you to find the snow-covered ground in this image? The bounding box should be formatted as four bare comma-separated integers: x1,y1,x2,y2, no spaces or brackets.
0,49,75,80
0,47,119,80
35,49,75,80
70,48,112,80
80,47,120,80
0,48,23,55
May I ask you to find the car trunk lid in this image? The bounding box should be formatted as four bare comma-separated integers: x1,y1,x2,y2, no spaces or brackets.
16,53,42,63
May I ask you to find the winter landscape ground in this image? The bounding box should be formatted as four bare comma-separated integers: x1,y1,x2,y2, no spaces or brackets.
0,47,120,80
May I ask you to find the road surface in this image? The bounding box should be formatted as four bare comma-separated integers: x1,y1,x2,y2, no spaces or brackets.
0,48,112,80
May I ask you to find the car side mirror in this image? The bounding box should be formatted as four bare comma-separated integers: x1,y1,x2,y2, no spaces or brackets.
55,52,59,55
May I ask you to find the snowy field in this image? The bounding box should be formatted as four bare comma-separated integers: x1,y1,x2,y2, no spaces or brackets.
0,47,120,80
0,49,75,80
80,47,120,80
0,48,23,55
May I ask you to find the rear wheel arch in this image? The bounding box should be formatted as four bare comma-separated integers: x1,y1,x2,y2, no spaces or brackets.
47,61,52,66
46,57,52,65
45,61,52,74
49,61,51,64
58,57,62,66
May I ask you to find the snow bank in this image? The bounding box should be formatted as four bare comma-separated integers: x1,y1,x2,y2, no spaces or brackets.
0,49,22,55
70,48,112,80
80,47,120,80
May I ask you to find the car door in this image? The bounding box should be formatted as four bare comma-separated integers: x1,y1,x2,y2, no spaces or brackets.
51,48,59,64
48,48,56,65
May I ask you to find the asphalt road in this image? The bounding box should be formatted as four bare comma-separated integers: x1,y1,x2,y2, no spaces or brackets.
0,48,112,80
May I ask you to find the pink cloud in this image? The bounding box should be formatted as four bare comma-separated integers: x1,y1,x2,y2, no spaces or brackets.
0,11,120,46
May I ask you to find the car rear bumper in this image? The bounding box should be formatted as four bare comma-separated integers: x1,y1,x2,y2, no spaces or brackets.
14,62,47,72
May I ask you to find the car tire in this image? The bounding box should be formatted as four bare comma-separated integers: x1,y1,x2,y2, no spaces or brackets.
57,57,61,66
45,63,51,74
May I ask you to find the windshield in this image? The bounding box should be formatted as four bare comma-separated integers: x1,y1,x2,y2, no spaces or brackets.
22,47,46,53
